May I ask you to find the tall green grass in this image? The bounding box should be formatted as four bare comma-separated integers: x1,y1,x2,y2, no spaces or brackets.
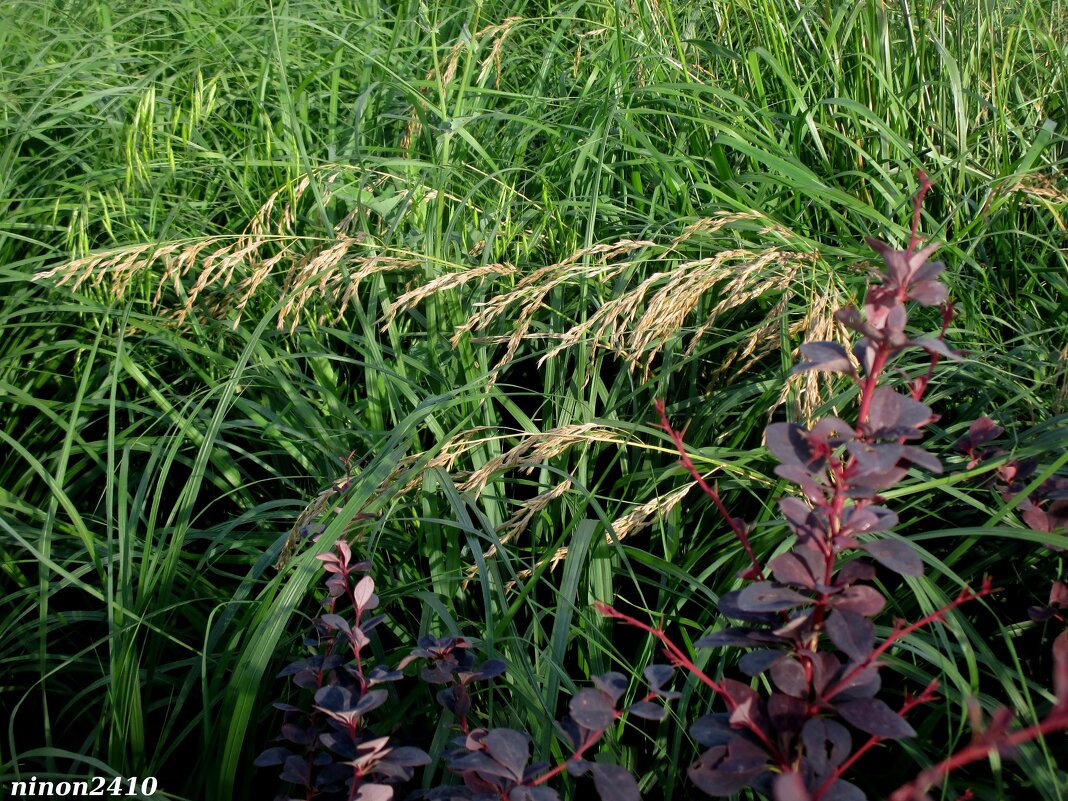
1,0,1066,798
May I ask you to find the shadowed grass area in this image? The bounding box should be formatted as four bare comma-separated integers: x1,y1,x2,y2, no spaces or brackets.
0,0,1066,798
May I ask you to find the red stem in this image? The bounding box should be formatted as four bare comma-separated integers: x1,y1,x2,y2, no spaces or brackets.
529,728,605,786
889,705,1068,801
811,680,939,800
822,579,993,703
906,171,933,257
655,400,765,580
595,602,788,765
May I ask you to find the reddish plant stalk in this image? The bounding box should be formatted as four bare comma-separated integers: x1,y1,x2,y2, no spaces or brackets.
822,579,994,704
655,399,765,580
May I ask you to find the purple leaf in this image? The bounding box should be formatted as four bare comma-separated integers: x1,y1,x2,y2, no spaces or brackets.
320,613,352,634
353,786,393,801
829,585,886,616
280,722,316,746
809,652,843,696
824,610,875,661
355,688,388,715
627,700,667,720
591,672,628,703
953,417,1003,453
834,559,876,586
696,626,783,648
717,590,781,624
862,538,924,577
386,746,432,767
737,582,812,613
1055,630,1068,703
254,747,292,767
483,728,531,781
313,684,353,713
801,717,851,776
688,736,769,795
866,387,935,440
352,575,378,610
644,663,674,689
775,464,828,503
590,763,641,801
739,649,784,677
570,688,615,729
768,692,807,734
766,423,816,467
772,771,812,801
280,754,310,784
769,549,821,589
840,504,898,535
780,498,828,542
770,657,808,697
509,787,560,801
823,780,867,801
908,280,948,306
847,442,904,474
900,445,943,473
831,665,882,702
910,336,959,360
437,686,471,718
794,342,855,376
836,698,916,739
690,713,734,747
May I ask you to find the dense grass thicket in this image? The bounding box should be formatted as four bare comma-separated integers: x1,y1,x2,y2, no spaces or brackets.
1,0,1066,798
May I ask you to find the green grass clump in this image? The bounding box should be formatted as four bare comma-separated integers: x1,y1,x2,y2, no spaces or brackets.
0,0,1066,798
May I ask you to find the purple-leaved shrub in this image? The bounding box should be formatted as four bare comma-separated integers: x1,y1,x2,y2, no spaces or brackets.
599,172,1068,801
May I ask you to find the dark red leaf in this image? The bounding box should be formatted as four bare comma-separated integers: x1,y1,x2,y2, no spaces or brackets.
590,762,641,801
1054,630,1068,702
254,747,292,767
794,342,856,376
908,281,948,306
768,692,807,734
802,717,851,776
774,465,827,503
690,713,733,747
866,387,935,440
862,539,924,577
766,423,816,467
780,498,827,542
737,582,812,613
739,649,784,677
770,657,808,697
952,417,1003,453
900,445,943,473
627,700,667,720
823,779,867,801
831,665,882,701
769,551,819,588
688,737,768,795
591,672,628,703
829,585,886,616
825,610,875,661
644,664,674,690
483,728,531,781
570,688,615,730
841,504,898,535
835,559,876,586
509,787,561,801
848,442,904,474
836,698,916,739
772,770,812,801
696,626,783,648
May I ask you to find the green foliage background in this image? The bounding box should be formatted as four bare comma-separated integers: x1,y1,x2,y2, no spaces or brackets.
0,0,1066,798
